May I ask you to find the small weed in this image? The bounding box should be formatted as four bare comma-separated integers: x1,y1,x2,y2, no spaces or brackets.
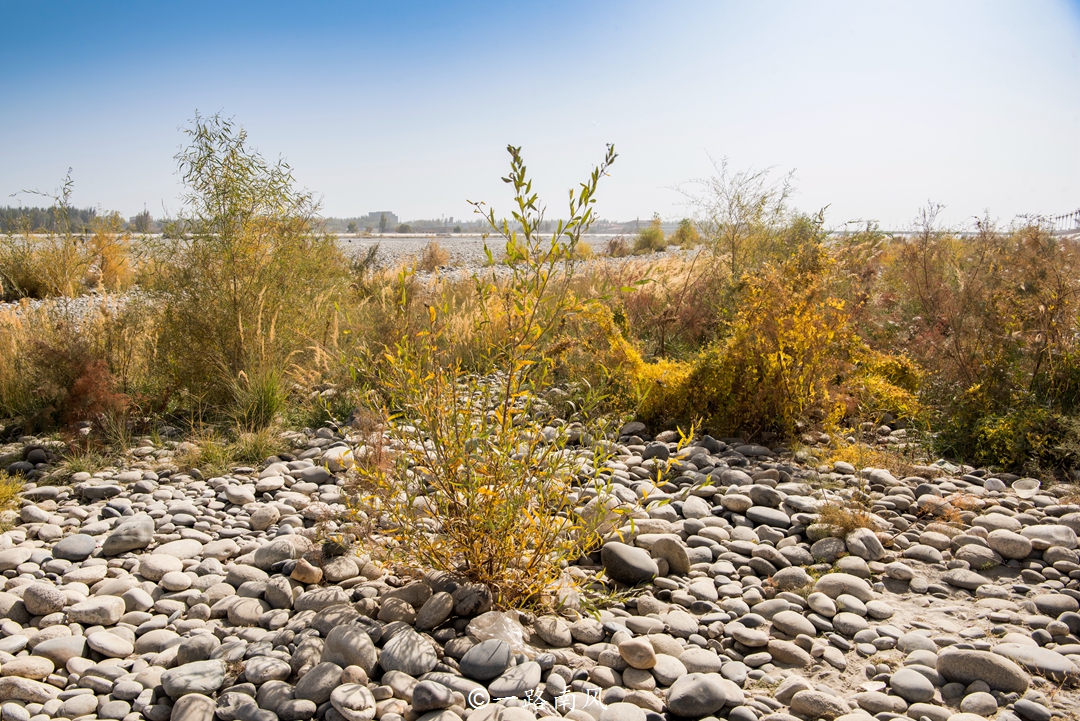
0,472,23,513
816,501,876,537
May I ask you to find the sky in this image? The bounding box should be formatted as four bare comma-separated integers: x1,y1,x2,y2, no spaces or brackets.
0,1,1078,229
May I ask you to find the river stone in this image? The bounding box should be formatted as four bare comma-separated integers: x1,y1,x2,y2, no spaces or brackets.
960,691,998,716
665,673,729,717
679,648,723,674
30,636,87,666
414,592,454,630
278,699,317,721
956,544,1001,569
87,631,134,658
721,494,753,513
814,573,873,601
102,518,155,555
250,505,280,531
379,628,436,676
601,542,658,585
772,611,816,638
411,681,453,713
1031,594,1080,617
67,595,125,625
768,640,813,667
651,537,690,575
991,643,1079,682
139,554,184,582
322,625,378,675
21,584,64,616
162,660,227,697
60,695,98,718
0,549,32,574
651,653,687,686
52,534,96,561
533,616,572,647
788,690,850,720
460,639,512,681
942,569,990,590
245,656,292,685
0,656,53,680
745,506,790,528
171,694,216,721
936,648,1030,693
330,683,376,721
889,667,935,702
0,678,60,703
618,638,656,670
846,528,885,561
987,530,1033,560
294,662,343,704
488,661,542,699
773,566,812,591
1013,699,1054,721
1022,525,1078,549
155,538,203,559
598,702,646,721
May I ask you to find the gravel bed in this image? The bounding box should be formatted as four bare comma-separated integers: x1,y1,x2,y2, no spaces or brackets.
1,413,1078,721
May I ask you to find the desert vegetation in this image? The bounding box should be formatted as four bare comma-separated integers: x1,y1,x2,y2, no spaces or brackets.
2,114,1079,485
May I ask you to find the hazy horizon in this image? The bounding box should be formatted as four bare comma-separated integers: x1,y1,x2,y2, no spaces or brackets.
1,1,1078,231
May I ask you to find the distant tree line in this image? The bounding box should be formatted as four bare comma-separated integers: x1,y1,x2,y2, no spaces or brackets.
0,206,161,234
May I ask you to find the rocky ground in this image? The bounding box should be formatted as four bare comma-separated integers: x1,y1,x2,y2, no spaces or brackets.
1,420,1079,721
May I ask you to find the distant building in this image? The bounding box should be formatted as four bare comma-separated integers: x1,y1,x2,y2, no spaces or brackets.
359,211,398,226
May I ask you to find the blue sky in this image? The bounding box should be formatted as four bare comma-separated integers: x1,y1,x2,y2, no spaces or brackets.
1,1,1078,228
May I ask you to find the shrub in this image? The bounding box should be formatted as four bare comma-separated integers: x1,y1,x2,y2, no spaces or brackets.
85,212,136,292
0,302,157,432
147,113,351,421
0,173,98,300
632,215,666,254
681,157,794,278
350,144,620,606
670,218,701,247
612,255,730,358
882,211,1080,474
625,227,918,438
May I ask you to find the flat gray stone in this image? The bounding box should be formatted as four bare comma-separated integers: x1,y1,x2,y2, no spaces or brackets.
991,643,1079,682
52,534,96,561
936,647,1029,693
665,673,730,717
379,629,436,676
161,660,226,698
601,542,658,585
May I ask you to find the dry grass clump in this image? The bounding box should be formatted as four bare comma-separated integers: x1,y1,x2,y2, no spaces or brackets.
0,301,158,432
176,426,288,476
816,501,877,537
415,241,450,272
823,441,918,479
0,472,23,513
0,176,139,300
